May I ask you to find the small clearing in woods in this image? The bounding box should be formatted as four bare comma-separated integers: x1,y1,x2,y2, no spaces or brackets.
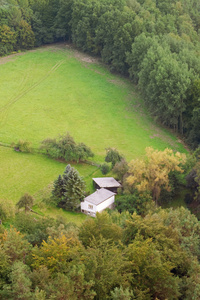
0,43,188,202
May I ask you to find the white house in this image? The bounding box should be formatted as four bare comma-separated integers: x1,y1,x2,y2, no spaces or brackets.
81,188,116,217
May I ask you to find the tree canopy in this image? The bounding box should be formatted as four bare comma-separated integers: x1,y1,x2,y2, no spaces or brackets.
127,147,186,204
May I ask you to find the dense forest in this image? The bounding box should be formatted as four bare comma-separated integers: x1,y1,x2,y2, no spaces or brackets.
1,208,200,299
1,0,200,147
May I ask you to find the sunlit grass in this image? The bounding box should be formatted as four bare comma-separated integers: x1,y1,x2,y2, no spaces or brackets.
0,44,188,206
0,45,187,162
0,146,98,202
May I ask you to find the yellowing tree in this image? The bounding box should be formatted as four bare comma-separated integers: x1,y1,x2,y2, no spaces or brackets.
127,147,186,204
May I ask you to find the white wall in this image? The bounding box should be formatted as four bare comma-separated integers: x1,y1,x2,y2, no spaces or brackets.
96,195,115,212
81,195,115,216
81,201,96,213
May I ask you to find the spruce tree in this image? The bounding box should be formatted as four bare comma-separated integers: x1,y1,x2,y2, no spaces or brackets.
63,165,85,211
52,175,65,204
52,165,85,211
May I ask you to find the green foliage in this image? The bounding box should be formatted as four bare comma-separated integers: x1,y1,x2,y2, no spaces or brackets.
40,132,94,163
14,213,56,246
0,226,32,263
16,20,35,50
79,211,122,247
0,205,200,298
83,237,131,299
51,175,65,204
0,245,11,289
110,286,133,300
52,164,86,211
112,159,128,182
0,24,16,55
163,207,200,259
100,162,110,175
16,193,34,212
115,192,152,216
126,237,181,299
105,147,123,168
1,261,32,300
0,200,15,223
12,140,32,153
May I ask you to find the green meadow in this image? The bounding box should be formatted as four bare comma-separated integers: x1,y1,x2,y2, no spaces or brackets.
0,44,188,207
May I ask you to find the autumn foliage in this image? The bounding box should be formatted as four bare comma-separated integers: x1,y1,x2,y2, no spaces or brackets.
127,147,186,203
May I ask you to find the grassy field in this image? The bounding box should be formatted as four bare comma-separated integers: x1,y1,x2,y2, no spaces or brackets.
0,146,100,201
0,44,188,206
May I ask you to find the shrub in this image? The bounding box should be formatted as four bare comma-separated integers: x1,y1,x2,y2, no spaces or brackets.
105,147,123,168
40,132,94,162
16,193,34,213
100,163,110,175
12,140,32,153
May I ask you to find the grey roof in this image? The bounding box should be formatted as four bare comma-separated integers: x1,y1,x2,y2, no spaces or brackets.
84,188,116,205
93,177,121,188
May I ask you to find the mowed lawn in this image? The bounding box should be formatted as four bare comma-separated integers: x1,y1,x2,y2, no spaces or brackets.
0,146,99,202
0,45,187,159
0,44,188,203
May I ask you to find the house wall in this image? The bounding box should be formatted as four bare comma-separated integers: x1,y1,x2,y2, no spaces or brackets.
81,200,96,217
96,195,115,213
81,196,115,216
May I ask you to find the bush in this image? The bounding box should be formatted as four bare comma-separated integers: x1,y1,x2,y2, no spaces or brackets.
40,132,94,162
100,163,110,175
113,159,128,182
105,148,123,168
115,192,152,215
16,193,34,212
12,140,32,153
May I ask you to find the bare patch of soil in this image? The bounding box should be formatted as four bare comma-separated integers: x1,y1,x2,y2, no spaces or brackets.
108,78,127,87
0,52,26,65
64,44,99,64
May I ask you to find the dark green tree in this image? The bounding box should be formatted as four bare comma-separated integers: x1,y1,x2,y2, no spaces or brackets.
115,192,152,216
105,147,123,168
1,261,32,300
52,165,85,211
100,163,110,175
51,175,65,204
63,164,85,211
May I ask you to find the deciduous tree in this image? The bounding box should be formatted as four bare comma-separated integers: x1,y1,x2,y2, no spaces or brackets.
127,147,186,204
16,193,34,213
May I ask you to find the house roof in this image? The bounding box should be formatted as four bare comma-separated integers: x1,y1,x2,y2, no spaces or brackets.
92,177,121,188
84,188,116,205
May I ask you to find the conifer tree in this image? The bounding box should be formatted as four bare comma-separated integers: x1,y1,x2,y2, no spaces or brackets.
52,165,85,211
63,165,85,211
51,175,65,204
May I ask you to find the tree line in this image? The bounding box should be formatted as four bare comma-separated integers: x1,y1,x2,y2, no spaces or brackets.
1,0,200,147
1,207,200,299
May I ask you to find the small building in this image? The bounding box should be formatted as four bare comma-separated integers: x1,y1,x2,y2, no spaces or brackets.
93,177,121,193
81,188,116,217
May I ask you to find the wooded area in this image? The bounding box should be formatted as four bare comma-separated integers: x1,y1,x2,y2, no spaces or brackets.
1,0,200,147
1,208,200,299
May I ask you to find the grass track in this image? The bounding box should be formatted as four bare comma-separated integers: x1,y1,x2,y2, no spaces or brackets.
0,44,188,203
